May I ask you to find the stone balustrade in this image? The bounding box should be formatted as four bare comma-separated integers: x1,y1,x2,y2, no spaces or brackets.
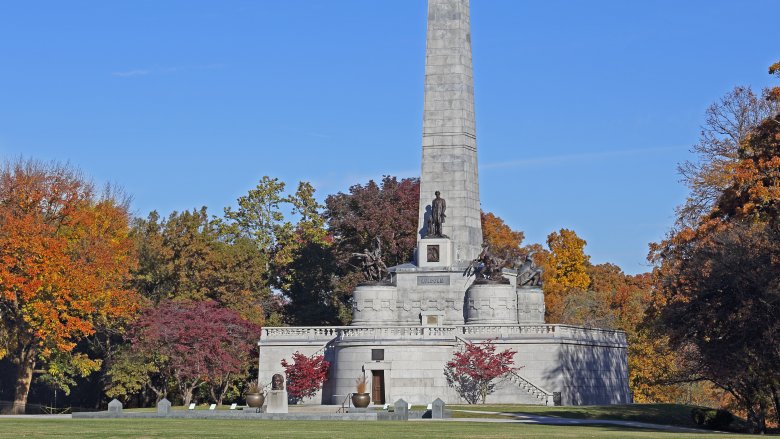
261,326,349,341
340,326,457,340
261,324,626,346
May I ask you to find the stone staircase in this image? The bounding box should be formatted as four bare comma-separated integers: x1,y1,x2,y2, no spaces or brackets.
505,371,554,406
453,336,554,405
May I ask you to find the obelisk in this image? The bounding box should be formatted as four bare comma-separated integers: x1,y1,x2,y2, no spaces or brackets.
418,0,482,264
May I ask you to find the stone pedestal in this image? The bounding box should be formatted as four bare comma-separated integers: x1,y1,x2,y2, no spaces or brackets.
517,287,545,324
465,282,518,324
265,390,288,414
416,238,453,268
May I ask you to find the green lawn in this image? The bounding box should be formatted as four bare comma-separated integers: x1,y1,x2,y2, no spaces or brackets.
0,419,754,439
449,403,706,429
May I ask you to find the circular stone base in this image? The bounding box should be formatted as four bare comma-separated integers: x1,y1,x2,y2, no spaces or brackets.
465,283,518,325
351,284,398,326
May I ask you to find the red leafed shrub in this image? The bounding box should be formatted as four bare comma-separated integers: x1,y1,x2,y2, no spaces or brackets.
129,300,260,406
444,339,516,404
281,352,330,403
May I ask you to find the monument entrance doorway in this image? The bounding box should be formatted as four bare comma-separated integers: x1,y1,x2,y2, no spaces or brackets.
371,371,385,404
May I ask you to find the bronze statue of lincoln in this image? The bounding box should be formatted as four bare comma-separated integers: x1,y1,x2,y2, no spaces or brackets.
427,191,446,237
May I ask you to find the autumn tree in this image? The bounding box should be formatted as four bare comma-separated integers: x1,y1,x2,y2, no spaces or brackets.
281,352,330,403
122,300,260,406
651,223,779,432
0,160,139,413
480,211,524,263
325,176,419,310
650,61,780,432
444,339,517,404
326,176,419,267
131,208,270,325
677,86,779,227
537,229,591,323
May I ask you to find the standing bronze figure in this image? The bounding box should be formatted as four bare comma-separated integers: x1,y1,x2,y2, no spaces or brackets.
426,191,447,238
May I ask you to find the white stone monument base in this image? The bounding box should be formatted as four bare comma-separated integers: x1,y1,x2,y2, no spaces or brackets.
352,284,399,325
517,287,545,324
416,238,453,268
465,282,518,324
265,390,288,413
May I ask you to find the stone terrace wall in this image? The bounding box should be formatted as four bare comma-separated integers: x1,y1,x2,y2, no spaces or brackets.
260,325,629,406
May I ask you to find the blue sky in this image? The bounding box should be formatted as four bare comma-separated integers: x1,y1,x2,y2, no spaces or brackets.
1,1,778,274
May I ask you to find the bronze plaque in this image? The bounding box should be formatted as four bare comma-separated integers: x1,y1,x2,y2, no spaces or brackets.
427,244,440,262
417,276,450,286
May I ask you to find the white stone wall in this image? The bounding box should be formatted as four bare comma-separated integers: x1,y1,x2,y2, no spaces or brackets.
259,325,631,406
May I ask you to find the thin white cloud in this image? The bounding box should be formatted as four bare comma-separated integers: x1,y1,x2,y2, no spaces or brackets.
481,146,678,170
112,69,152,77
111,64,224,78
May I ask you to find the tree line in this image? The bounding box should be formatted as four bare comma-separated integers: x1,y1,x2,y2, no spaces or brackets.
0,60,777,431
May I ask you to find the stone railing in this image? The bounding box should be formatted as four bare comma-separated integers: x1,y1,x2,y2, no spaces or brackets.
261,326,348,342
459,325,556,337
339,326,457,341
506,370,555,405
261,324,626,346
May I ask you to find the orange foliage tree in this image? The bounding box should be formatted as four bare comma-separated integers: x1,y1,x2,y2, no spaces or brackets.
648,61,780,431
0,160,139,413
480,211,524,263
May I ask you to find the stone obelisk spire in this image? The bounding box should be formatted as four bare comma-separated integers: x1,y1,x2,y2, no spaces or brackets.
418,0,482,264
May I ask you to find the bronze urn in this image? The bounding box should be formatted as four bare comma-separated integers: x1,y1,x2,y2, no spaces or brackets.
351,393,370,408
246,393,265,408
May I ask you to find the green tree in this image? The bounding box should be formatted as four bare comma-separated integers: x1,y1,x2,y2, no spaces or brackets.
131,208,270,324
224,177,339,325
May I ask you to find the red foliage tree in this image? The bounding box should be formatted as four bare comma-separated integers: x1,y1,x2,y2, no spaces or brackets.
325,176,419,268
129,300,260,405
444,340,517,404
281,351,330,403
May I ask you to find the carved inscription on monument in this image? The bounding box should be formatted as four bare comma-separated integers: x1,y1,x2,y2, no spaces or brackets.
417,275,450,286
427,245,440,262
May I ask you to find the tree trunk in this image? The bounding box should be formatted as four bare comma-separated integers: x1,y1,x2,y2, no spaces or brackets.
11,347,36,415
771,384,780,427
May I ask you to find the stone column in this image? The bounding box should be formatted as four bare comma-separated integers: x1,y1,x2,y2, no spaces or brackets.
418,0,482,264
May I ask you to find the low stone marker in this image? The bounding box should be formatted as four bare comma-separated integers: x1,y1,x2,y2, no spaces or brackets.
394,399,408,420
108,399,123,415
432,398,445,419
157,398,171,415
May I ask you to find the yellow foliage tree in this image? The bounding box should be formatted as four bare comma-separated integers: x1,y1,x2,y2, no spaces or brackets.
540,229,590,322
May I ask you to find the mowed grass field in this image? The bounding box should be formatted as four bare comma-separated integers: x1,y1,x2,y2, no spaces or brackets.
449,403,702,428
0,419,752,439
